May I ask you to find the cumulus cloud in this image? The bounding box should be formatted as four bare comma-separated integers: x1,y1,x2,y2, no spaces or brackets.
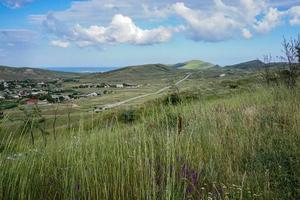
50,40,70,48
254,8,283,33
145,0,299,41
0,0,33,8
288,6,300,25
242,28,253,39
43,14,179,48
172,2,244,41
73,14,177,46
30,0,300,46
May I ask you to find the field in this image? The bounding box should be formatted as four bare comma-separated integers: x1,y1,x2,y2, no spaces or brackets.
0,67,299,199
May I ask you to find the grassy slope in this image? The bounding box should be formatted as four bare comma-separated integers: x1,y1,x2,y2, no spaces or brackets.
0,66,79,80
224,60,265,70
0,83,299,199
88,64,178,81
173,60,215,70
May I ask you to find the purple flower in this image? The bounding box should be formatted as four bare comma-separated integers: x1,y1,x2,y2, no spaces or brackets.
191,170,198,184
186,185,193,194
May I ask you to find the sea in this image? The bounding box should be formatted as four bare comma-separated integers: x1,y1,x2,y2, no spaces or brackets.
46,67,118,73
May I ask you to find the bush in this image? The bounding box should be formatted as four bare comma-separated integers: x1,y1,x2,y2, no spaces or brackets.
163,93,181,105
0,102,18,110
120,109,138,124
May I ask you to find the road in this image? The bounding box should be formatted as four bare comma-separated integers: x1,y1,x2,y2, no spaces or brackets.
102,73,192,110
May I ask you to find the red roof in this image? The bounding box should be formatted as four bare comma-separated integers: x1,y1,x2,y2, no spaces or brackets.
26,98,38,105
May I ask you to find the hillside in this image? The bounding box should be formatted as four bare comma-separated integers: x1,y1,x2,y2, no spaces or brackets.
172,60,215,70
89,64,177,81
0,66,79,80
0,84,299,199
224,59,266,70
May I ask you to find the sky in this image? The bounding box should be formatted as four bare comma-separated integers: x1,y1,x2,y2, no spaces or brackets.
0,0,299,68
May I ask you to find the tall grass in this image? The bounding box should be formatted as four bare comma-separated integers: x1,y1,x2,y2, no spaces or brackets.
0,86,299,199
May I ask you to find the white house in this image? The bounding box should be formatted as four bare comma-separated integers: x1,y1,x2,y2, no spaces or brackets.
116,84,124,88
87,92,98,97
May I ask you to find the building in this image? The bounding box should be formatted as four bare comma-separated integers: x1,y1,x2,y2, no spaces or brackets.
38,100,49,105
110,84,124,88
94,105,107,112
26,98,38,105
123,83,139,88
87,92,98,97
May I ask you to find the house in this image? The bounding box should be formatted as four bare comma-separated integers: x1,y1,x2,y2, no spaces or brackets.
123,83,139,88
38,100,49,105
110,84,124,88
63,95,71,101
26,98,38,105
11,95,20,99
219,74,226,77
51,95,61,102
87,92,98,97
3,82,8,88
94,105,107,112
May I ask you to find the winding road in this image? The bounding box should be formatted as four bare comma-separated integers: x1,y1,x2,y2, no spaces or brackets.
102,73,192,110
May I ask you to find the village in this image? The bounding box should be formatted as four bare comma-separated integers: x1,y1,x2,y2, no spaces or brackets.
0,79,140,110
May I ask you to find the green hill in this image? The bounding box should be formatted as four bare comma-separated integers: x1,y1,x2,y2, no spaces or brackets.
0,65,79,80
172,60,215,70
89,64,176,81
224,60,266,70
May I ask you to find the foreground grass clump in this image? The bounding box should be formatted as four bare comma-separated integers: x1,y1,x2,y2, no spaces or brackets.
0,86,299,200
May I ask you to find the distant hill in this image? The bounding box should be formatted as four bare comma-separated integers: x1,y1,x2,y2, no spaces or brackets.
172,60,215,70
89,64,176,80
224,60,266,70
0,66,79,80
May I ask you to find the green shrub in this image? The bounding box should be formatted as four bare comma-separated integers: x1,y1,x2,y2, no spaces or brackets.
0,102,18,110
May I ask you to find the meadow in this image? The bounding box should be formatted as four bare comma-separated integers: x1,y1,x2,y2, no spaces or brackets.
0,82,299,199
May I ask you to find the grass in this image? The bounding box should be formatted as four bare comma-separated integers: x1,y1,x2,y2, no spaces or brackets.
0,84,299,199
173,60,214,70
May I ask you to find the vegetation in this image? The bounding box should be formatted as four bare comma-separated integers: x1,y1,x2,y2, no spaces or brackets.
0,66,79,80
0,36,299,200
0,82,299,199
172,60,215,70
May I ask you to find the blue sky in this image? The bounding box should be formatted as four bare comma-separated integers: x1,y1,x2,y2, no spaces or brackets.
0,0,299,68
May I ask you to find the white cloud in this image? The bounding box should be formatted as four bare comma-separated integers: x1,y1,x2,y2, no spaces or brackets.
242,28,253,39
254,7,283,33
288,6,300,25
172,2,245,41
73,14,176,46
30,0,300,45
0,0,33,8
44,14,178,47
50,40,70,48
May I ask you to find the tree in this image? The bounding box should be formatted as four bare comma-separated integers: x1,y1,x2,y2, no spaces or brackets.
281,36,300,88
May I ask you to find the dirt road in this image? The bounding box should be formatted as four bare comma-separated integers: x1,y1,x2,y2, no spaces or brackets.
102,73,192,109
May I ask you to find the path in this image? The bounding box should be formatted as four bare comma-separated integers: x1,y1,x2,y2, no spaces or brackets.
102,73,192,109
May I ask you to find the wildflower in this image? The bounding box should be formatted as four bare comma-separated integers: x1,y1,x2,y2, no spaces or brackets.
191,170,198,184
186,185,193,194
